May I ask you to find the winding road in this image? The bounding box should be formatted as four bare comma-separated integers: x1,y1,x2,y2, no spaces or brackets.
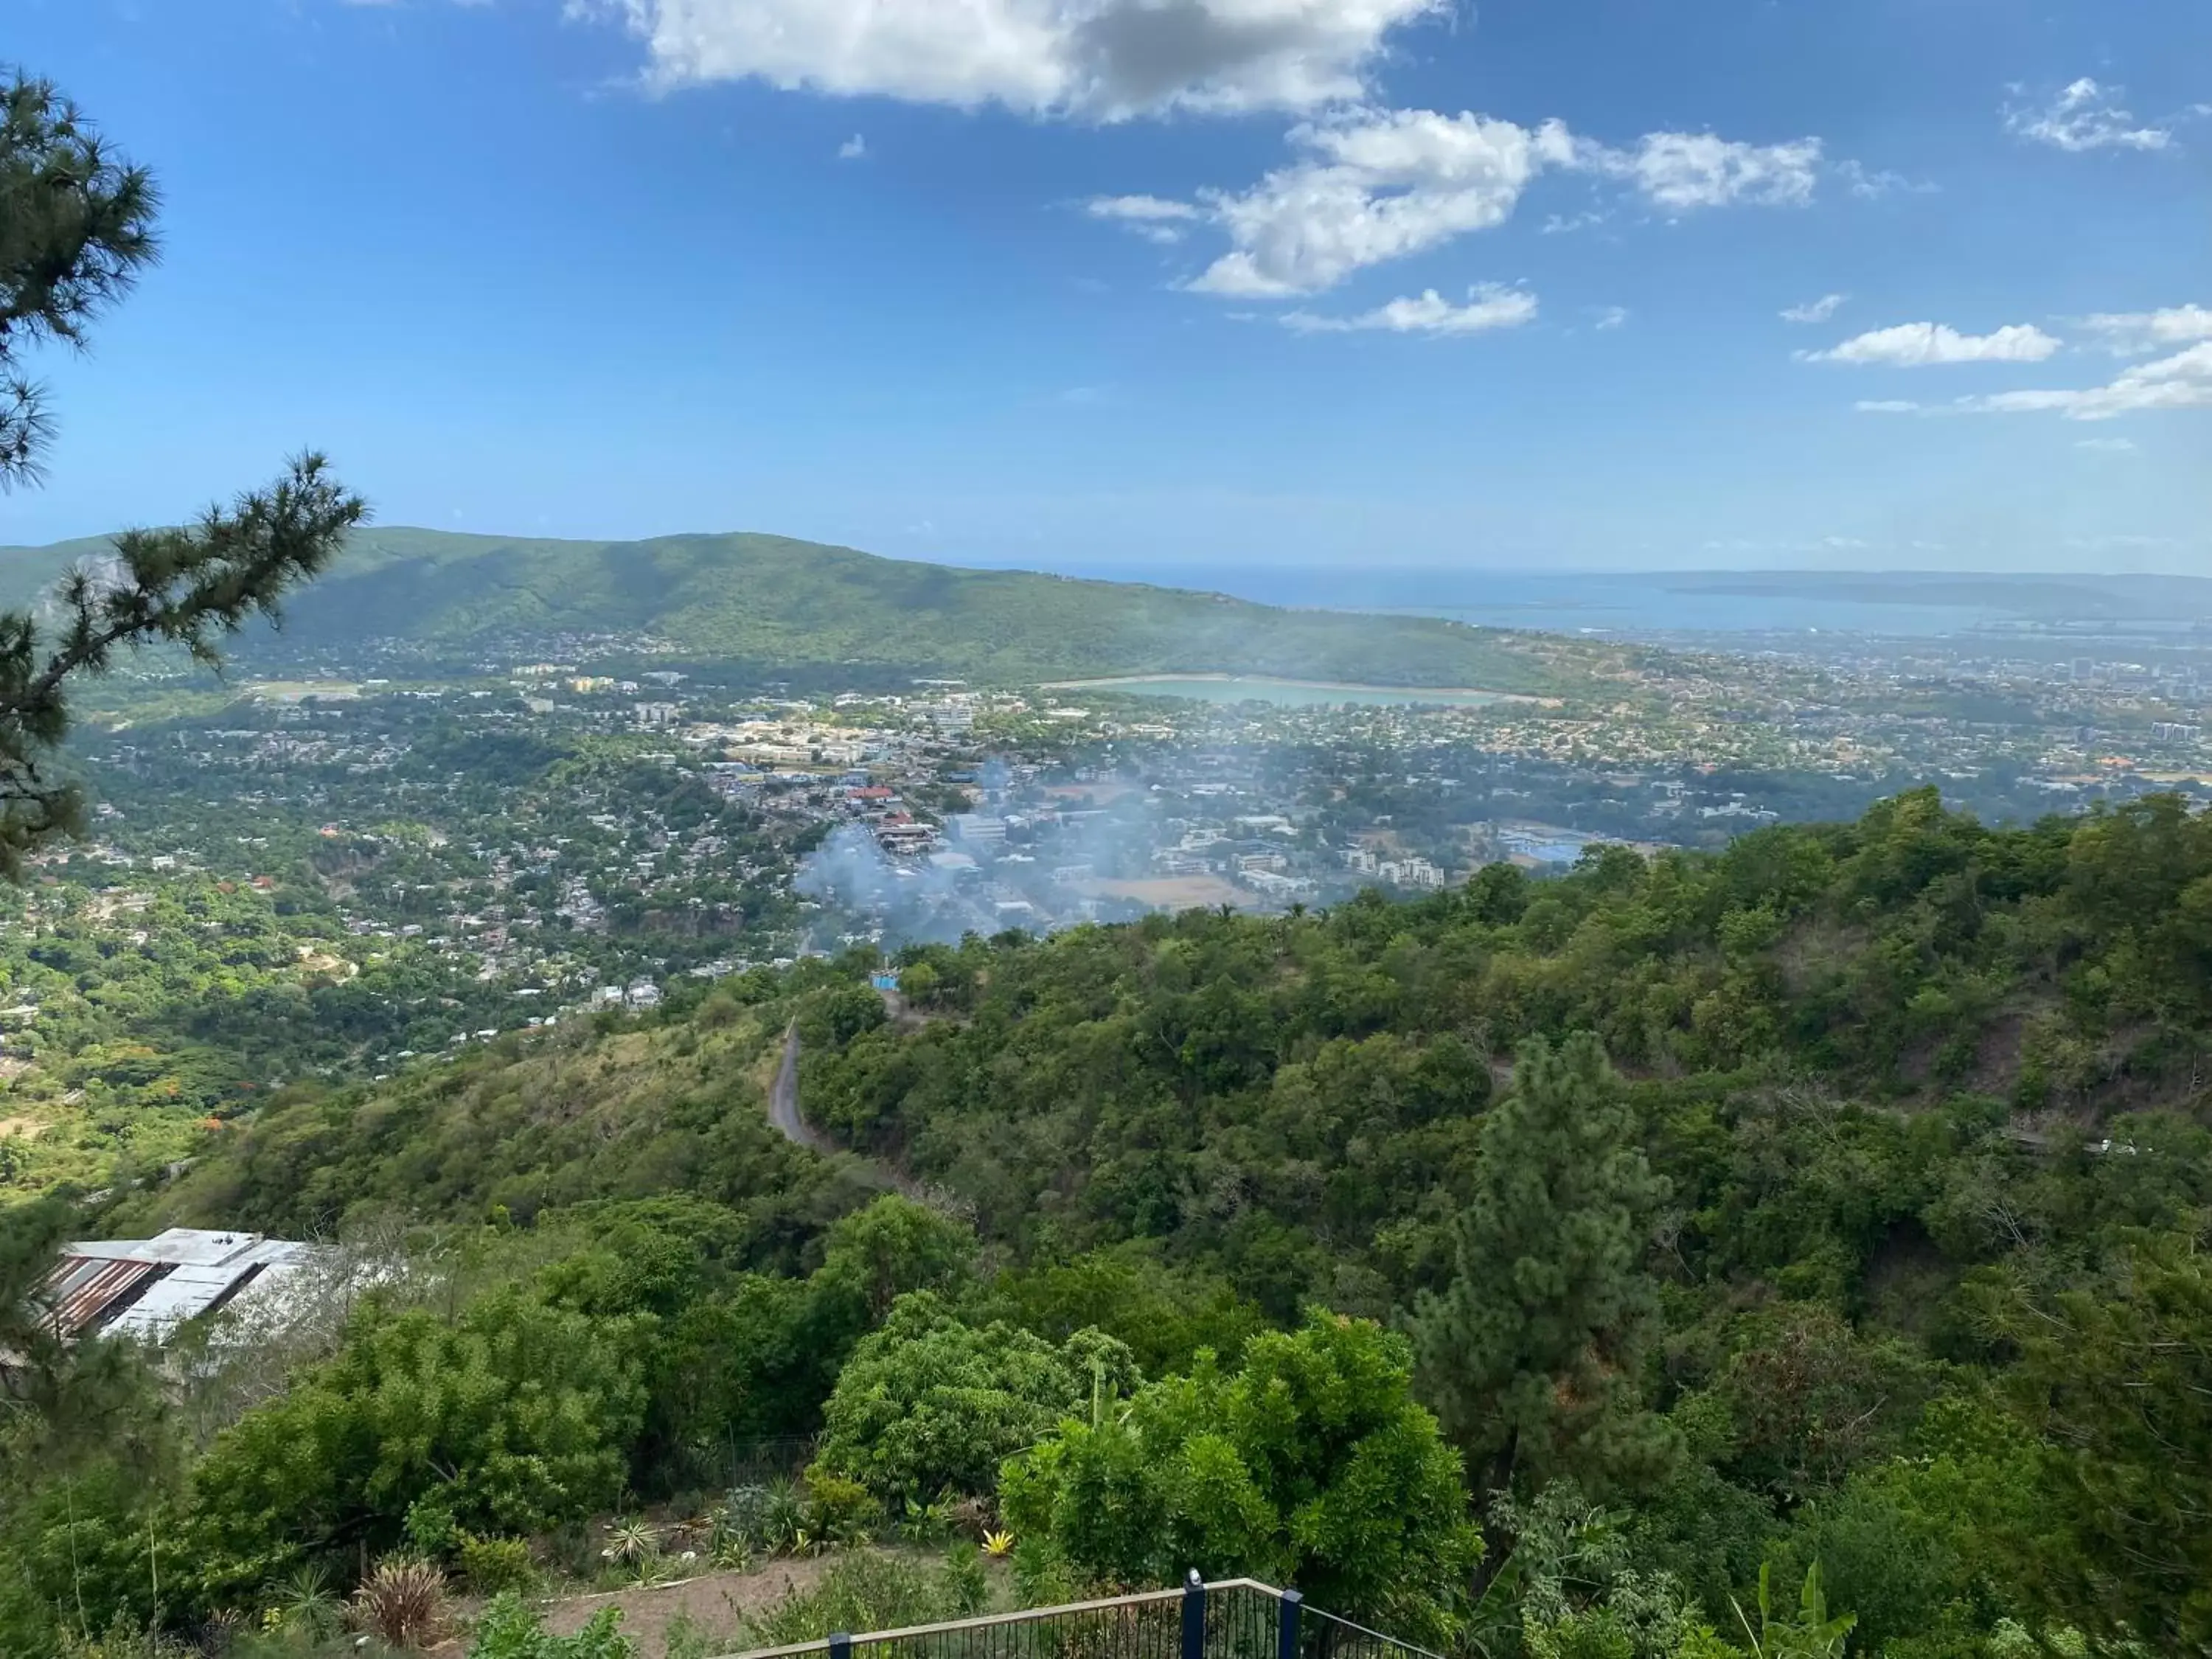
768,1020,834,1155
765,1018,918,1195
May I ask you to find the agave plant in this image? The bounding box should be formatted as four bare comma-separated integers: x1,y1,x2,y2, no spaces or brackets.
602,1516,663,1566
347,1556,448,1650
761,1477,807,1554
981,1530,1015,1559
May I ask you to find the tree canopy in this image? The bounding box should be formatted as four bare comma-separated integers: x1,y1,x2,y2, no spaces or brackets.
0,67,363,875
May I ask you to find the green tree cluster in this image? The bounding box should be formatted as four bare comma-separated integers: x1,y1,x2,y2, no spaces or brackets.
1002,1312,1481,1646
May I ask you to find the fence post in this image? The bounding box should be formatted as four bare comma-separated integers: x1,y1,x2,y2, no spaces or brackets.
1277,1589,1302,1659
1181,1571,1207,1659
830,1634,852,1659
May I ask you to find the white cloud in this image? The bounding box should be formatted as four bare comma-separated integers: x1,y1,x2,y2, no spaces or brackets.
2079,303,2212,355
1181,108,1819,297
1954,342,2212,420
1579,131,1823,211
1590,305,1628,330
1834,159,1930,198
837,133,866,159
1282,282,1537,335
1088,194,1203,222
1088,192,1205,243
1803,321,2061,366
1781,293,1848,324
1854,343,2212,421
592,0,1444,118
1189,108,1573,296
2005,78,2174,153
2076,437,2137,452
1540,208,1607,235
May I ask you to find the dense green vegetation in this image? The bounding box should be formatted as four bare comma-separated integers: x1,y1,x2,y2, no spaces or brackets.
0,692,813,1202
0,526,1623,693
8,790,2212,1658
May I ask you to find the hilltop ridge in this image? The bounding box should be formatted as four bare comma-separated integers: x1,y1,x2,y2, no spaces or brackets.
0,526,1621,692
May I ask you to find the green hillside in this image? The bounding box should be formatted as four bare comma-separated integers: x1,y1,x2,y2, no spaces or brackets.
31,788,2208,1658
0,526,1612,691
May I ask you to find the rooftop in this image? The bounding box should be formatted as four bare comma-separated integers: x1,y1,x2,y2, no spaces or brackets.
43,1227,322,1345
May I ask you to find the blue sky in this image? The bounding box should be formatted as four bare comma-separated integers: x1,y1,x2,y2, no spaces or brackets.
4,0,2207,571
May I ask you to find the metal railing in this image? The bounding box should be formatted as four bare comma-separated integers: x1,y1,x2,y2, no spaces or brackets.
717,1575,1442,1659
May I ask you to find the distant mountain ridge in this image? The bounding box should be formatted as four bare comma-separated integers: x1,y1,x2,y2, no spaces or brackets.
0,526,1608,692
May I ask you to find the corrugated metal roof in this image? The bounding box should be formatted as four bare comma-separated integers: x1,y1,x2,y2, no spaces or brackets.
105,1262,266,1340
45,1231,327,1346
42,1254,169,1337
71,1228,263,1267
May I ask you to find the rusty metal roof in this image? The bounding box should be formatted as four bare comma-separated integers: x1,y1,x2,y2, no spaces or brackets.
41,1254,170,1338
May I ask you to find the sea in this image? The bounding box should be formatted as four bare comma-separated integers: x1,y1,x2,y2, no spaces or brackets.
1056,567,2008,640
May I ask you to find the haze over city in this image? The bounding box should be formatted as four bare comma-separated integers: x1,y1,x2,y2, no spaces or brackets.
5,0,2206,571
11,4,2212,1655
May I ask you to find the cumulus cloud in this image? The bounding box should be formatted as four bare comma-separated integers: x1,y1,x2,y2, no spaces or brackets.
2078,303,2212,356
2005,78,2174,153
1590,305,1628,330
591,0,1445,117
837,133,867,159
1281,282,1537,335
1579,131,1823,211
1802,321,2061,366
1177,108,1822,296
1782,293,1848,324
1187,108,1573,296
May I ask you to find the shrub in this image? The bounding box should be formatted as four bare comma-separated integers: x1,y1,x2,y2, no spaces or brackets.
941,1547,991,1617
744,1554,950,1647
811,1294,1133,1506
459,1532,540,1595
469,1593,637,1659
804,1472,884,1544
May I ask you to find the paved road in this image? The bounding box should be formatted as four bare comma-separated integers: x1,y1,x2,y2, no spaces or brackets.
765,1020,918,1194
768,1020,832,1154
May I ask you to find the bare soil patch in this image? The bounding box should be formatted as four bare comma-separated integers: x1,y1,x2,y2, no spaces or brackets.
1076,875,1250,910
540,1554,836,1652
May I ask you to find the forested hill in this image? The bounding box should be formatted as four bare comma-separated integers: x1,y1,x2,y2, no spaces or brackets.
0,526,1611,691
26,790,2212,1658
139,787,2212,1250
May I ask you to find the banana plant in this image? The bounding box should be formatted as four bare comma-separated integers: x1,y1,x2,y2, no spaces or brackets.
1732,1562,1857,1659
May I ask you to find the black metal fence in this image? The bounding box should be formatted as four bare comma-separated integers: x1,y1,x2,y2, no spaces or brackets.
669,1433,818,1495
717,1576,1440,1659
